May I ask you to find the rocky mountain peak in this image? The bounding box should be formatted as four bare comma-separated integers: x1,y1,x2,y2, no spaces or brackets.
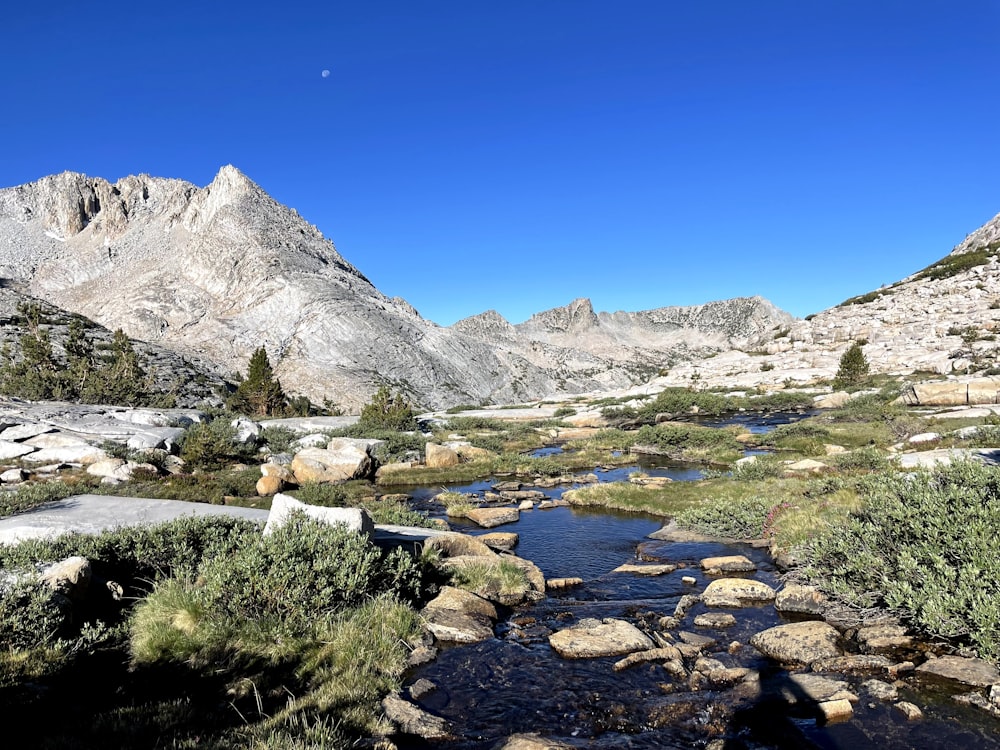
522,297,600,334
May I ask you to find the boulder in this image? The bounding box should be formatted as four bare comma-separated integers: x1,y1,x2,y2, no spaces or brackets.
478,532,519,551
496,734,576,750
0,440,37,459
465,507,519,528
549,618,654,659
750,621,842,664
0,423,54,441
39,556,92,601
381,694,453,740
263,493,374,537
703,578,776,607
613,646,683,672
86,458,129,481
547,577,583,590
425,442,460,468
784,458,828,473
424,585,498,621
231,417,260,444
422,586,498,644
256,474,286,496
915,655,1000,687
24,433,90,449
424,532,496,558
290,442,373,484
775,584,826,615
0,467,27,483
782,674,858,704
693,612,737,629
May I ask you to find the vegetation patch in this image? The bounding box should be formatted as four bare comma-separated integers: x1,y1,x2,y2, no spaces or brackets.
802,461,1000,661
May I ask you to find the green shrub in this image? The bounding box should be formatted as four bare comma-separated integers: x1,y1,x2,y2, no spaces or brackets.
164,513,423,636
675,496,774,539
179,418,257,468
553,406,577,418
802,461,1000,661
0,578,69,650
832,447,891,472
732,456,783,481
0,516,259,590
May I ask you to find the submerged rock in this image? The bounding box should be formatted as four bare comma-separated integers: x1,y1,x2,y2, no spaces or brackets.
915,655,1000,687
700,555,755,572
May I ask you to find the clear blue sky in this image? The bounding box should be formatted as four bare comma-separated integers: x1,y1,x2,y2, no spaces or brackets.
4,2,1000,325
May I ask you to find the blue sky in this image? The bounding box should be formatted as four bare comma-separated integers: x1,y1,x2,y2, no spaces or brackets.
4,1,1000,325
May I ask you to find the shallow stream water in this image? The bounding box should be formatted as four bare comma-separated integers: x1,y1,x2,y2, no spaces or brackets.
395,420,1000,749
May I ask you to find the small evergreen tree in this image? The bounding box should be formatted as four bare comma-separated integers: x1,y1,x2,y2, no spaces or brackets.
81,329,148,406
231,347,286,417
359,386,417,431
833,340,870,389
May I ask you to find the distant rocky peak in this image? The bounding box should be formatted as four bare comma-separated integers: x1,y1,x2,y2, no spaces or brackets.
452,309,517,339
181,165,269,233
523,297,599,333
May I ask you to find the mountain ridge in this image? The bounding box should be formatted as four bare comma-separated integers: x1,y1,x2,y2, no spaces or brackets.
0,167,799,409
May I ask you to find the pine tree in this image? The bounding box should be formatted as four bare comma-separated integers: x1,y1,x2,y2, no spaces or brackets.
232,347,287,417
359,386,417,431
833,340,870,389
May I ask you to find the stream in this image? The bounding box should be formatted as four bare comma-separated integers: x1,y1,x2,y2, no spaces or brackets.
392,419,1000,749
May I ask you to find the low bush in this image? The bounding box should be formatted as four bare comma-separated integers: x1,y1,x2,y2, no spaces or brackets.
179,418,257,468
675,496,774,539
802,461,1000,661
832,447,891,472
731,456,783,481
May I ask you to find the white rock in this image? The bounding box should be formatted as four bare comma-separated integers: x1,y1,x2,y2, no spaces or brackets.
263,493,374,537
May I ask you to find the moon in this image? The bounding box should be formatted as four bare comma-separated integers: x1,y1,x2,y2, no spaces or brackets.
321,69,331,78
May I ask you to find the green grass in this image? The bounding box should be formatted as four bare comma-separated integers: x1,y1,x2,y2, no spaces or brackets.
448,558,531,599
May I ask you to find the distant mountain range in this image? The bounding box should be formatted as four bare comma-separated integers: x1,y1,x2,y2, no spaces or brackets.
0,167,794,410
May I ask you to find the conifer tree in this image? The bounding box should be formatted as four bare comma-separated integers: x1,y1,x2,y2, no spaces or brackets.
232,347,287,417
833,340,870,389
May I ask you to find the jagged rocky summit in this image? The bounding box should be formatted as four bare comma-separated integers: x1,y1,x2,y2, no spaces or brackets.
0,166,794,410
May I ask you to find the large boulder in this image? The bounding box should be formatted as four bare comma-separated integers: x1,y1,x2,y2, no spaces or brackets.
290,440,374,484
424,532,497,558
263,493,374,537
421,586,498,643
548,618,654,658
425,442,460,468
465,507,520,528
750,621,843,665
